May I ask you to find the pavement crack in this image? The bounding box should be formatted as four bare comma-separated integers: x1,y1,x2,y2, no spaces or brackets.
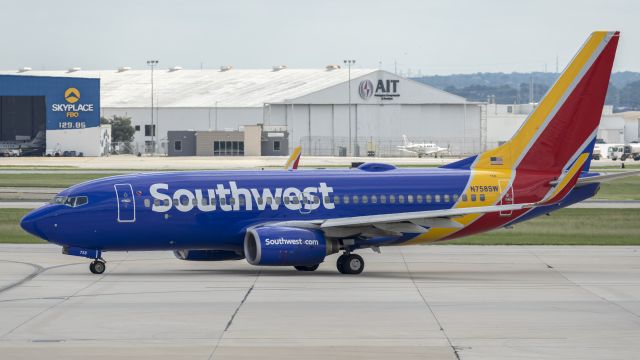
527,248,640,321
0,256,127,339
224,284,254,332
208,268,261,360
400,249,462,360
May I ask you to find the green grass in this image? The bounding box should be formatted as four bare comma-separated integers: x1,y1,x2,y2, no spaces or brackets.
0,173,124,188
593,175,640,200
0,209,45,244
2,208,639,245
443,208,640,245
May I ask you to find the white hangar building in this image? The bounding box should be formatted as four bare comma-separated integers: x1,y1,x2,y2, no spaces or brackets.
3,66,483,156
99,66,482,156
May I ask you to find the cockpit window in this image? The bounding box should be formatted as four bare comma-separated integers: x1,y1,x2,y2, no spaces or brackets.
52,195,88,207
52,196,66,204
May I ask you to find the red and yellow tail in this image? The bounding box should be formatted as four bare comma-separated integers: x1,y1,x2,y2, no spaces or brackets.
476,31,619,202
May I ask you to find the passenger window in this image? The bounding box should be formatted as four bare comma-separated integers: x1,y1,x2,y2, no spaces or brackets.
408,195,414,203
284,197,290,205
426,195,432,203
164,199,170,206
353,195,359,204
416,194,423,203
314,196,320,204
380,194,387,204
173,198,179,206
239,198,246,206
362,195,368,204
398,195,405,204
444,194,450,203
371,195,378,203
266,197,272,205
230,198,236,206
192,198,197,206
181,197,190,206
292,197,300,204
453,194,459,202
220,198,226,206
471,194,477,201
257,197,263,205
343,195,350,204
334,195,341,204
462,194,468,202
435,195,441,203
144,199,151,208
275,197,282,205
324,196,331,204
479,194,486,202
154,199,161,206
390,195,396,204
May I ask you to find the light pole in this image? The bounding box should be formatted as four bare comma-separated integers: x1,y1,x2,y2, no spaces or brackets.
146,59,159,154
343,59,355,156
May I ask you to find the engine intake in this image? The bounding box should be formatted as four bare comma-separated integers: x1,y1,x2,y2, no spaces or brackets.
244,227,338,266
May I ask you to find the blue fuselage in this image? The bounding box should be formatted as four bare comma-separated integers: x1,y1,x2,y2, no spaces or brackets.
20,167,599,253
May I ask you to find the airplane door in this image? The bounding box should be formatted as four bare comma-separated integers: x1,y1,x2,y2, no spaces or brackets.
115,184,136,223
499,179,513,217
299,194,317,215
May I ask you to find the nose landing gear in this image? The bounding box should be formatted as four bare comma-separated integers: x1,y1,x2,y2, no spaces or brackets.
336,253,364,274
89,259,106,274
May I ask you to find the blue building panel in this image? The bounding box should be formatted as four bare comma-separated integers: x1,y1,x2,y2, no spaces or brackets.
0,75,100,130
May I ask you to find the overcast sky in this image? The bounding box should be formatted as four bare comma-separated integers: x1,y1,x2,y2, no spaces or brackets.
1,0,637,75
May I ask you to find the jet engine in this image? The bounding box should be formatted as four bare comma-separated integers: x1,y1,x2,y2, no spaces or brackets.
173,249,244,261
244,227,339,266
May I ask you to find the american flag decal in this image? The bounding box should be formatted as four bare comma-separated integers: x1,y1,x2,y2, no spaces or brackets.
490,157,503,165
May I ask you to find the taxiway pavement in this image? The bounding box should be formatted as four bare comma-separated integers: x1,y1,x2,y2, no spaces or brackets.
0,245,639,359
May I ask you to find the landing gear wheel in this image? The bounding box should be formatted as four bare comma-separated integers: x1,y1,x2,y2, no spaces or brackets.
337,254,364,275
89,260,106,274
294,264,320,272
336,254,348,273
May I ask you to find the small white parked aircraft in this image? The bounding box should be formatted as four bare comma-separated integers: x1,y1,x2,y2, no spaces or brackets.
398,135,448,158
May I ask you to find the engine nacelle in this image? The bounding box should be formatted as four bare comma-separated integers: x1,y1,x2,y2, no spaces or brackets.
244,227,339,266
173,249,244,261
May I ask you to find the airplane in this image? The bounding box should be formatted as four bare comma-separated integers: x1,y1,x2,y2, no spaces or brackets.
0,131,45,156
21,31,638,276
398,135,448,158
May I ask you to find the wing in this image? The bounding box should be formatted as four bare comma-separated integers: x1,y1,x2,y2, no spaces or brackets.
577,170,640,184
270,202,536,238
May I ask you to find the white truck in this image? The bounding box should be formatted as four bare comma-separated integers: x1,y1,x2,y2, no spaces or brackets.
609,142,640,161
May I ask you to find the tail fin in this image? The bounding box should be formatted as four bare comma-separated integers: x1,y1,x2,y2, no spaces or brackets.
475,31,619,173
284,146,302,171
402,135,410,146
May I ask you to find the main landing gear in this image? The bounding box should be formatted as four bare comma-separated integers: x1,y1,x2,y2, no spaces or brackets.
336,253,364,275
89,259,106,274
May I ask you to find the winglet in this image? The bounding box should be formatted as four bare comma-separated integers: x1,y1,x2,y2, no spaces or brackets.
284,146,302,171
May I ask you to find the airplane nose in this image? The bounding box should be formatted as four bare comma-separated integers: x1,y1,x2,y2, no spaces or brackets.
20,207,50,240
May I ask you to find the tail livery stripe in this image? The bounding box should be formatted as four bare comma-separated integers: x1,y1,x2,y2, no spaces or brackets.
407,31,619,244
284,146,302,171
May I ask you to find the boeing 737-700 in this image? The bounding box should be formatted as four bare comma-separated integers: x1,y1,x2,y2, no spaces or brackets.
21,31,638,275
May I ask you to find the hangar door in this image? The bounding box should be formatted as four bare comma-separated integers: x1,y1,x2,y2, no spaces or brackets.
0,96,46,141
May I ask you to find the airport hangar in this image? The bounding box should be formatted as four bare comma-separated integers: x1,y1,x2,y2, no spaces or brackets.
1,66,483,157
0,71,105,156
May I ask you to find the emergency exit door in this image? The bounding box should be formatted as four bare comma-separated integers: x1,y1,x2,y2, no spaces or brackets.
499,179,514,217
